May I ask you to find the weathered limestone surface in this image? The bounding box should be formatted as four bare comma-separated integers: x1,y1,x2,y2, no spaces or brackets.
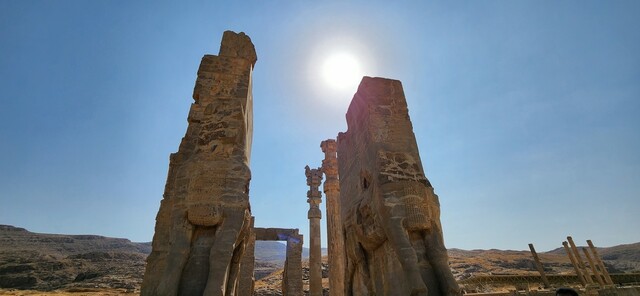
254,228,300,241
283,235,304,296
336,77,460,296
141,31,256,296
321,140,346,296
238,217,256,296
305,166,323,296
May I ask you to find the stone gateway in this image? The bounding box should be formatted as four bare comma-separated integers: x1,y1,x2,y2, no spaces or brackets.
141,31,256,296
142,30,460,296
336,77,461,296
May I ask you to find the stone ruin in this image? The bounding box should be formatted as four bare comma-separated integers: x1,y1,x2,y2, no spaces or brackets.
253,228,303,295
335,77,460,295
305,166,323,296
141,31,257,296
142,31,460,296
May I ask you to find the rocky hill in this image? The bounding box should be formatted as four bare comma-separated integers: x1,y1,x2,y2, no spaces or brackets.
448,244,640,281
0,225,150,292
0,225,324,293
0,225,638,295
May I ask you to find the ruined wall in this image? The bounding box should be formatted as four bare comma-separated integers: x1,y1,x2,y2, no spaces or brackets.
337,77,460,296
141,31,257,296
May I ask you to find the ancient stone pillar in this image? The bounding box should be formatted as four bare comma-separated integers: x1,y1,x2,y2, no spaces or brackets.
528,243,550,288
568,236,594,285
563,241,587,287
587,240,614,285
238,217,256,296
141,31,257,296
283,234,304,296
336,77,460,296
305,166,324,296
582,247,605,288
320,139,346,296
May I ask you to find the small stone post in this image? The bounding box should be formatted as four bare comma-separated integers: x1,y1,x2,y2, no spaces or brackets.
321,139,345,296
305,166,324,296
283,234,304,296
587,240,614,285
567,236,594,285
528,243,550,288
563,241,587,287
582,247,605,288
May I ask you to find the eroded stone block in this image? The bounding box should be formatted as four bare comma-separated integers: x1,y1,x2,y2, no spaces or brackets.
337,77,460,296
141,31,256,296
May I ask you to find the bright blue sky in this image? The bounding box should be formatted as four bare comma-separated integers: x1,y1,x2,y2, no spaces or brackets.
1,1,638,252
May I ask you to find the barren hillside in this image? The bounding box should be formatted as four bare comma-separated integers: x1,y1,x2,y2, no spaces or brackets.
0,225,638,295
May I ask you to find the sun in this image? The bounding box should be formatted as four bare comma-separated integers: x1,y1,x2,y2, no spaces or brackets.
322,52,363,91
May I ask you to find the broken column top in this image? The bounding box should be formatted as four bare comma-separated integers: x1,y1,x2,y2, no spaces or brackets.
219,30,257,66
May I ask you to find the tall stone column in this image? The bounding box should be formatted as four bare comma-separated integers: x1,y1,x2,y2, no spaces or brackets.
582,247,605,288
321,139,345,296
305,166,324,296
528,243,550,288
587,240,614,285
568,236,594,285
563,241,587,287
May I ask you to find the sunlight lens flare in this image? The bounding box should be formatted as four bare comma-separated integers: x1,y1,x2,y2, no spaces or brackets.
322,52,363,91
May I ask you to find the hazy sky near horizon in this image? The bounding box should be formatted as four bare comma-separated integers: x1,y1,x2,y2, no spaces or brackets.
1,1,639,252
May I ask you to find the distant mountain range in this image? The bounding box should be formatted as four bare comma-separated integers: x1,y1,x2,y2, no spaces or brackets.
0,224,637,293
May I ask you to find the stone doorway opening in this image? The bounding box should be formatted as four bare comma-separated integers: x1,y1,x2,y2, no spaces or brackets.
240,226,303,296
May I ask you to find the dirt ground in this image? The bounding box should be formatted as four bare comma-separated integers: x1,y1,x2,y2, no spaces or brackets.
0,289,137,295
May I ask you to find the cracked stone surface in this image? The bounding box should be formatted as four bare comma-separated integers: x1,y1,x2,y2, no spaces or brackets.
336,77,461,296
141,31,256,296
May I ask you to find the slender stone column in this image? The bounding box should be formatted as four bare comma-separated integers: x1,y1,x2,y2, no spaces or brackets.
567,236,594,285
305,166,324,296
587,240,614,285
528,243,550,288
582,247,605,288
563,241,587,287
321,139,345,296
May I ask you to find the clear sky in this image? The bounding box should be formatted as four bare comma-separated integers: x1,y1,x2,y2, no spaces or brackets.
1,1,638,252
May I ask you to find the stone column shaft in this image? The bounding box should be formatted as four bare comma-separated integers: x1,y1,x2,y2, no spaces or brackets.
306,166,324,296
587,240,614,285
309,217,322,295
567,236,594,285
528,243,550,288
321,139,345,296
582,247,605,288
563,241,587,287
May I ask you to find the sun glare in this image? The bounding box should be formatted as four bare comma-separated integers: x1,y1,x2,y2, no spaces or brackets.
322,52,363,91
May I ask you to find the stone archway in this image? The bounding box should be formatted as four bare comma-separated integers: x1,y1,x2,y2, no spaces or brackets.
238,224,303,296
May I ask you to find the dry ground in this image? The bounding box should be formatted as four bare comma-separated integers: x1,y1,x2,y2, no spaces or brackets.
0,288,136,295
